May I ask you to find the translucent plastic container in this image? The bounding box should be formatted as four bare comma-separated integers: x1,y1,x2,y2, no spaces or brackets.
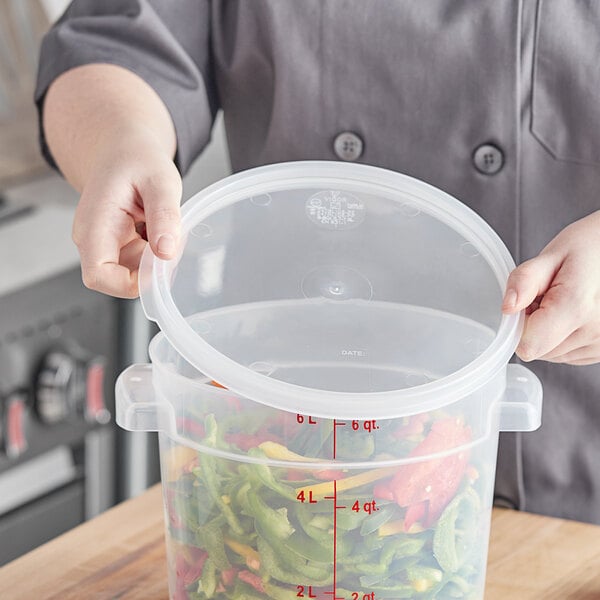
116,161,542,600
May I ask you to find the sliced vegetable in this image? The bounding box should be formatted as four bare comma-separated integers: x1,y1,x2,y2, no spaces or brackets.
433,487,481,573
258,441,322,462
224,537,260,570
387,417,472,526
165,410,484,600
295,465,398,498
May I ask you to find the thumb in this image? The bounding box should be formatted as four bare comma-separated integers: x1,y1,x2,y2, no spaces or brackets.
502,253,562,314
138,165,183,260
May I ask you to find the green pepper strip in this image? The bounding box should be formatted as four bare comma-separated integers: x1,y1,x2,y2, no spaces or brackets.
359,503,397,535
255,521,332,581
246,489,295,540
406,564,444,584
229,582,266,600
245,449,297,500
380,536,426,566
358,555,421,587
293,503,334,545
263,581,306,600
433,487,480,573
198,558,218,598
196,517,231,571
256,535,332,586
198,416,246,536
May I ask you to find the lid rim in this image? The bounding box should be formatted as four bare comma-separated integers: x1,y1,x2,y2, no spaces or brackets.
141,161,523,420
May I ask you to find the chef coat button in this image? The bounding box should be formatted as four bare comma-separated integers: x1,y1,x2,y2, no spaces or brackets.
333,131,364,161
473,143,504,175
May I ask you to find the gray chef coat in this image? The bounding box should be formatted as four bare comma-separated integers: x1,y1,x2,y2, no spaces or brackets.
35,0,600,523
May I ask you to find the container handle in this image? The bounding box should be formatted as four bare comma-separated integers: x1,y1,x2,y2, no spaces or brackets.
115,363,175,433
498,363,543,432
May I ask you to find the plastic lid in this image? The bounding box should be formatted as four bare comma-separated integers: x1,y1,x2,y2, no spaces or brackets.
139,161,522,419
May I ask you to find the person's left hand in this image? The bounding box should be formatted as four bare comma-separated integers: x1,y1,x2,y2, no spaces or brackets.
502,210,600,365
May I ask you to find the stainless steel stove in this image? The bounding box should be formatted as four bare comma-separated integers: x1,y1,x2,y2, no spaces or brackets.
0,176,119,565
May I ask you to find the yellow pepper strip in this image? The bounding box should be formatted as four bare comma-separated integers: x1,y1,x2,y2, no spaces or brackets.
258,441,326,463
224,536,261,571
165,446,198,481
466,465,480,481
378,519,405,537
295,466,397,498
378,519,424,537
413,579,433,593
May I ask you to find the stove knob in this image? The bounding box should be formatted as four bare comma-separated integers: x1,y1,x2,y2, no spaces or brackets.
36,351,82,424
84,358,110,425
4,391,29,458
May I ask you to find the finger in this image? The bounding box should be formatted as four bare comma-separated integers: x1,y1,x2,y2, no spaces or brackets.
539,326,589,361
137,164,182,260
516,283,580,361
74,190,141,298
79,262,139,298
566,358,599,366
542,343,600,365
502,253,562,314
563,357,600,366
119,237,148,272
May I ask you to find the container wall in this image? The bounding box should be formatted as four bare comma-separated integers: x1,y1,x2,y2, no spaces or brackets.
150,333,507,462
158,417,500,600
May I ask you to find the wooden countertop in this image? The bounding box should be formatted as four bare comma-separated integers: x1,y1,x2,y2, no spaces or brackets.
1,484,600,600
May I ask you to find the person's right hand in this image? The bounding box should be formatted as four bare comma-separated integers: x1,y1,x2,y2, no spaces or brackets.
42,63,181,299
72,131,182,298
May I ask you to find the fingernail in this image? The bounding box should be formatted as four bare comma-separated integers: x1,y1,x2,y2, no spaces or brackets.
503,289,518,309
157,234,175,256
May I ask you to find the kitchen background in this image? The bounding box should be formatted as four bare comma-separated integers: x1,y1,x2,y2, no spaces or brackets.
0,0,231,564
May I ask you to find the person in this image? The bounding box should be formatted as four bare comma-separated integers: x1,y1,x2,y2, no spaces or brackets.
36,1,600,523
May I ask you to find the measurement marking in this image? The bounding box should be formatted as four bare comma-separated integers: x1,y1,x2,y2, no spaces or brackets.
331,423,344,598
323,495,335,500
333,479,338,599
333,419,338,459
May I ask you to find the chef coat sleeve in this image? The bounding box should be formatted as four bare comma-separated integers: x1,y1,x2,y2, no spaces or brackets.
35,0,217,175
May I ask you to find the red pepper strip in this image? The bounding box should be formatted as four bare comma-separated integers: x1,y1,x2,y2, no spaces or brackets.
389,417,472,526
286,469,307,482
224,432,264,451
238,570,266,593
220,567,238,588
392,413,429,438
279,410,301,439
373,482,395,501
210,380,227,389
209,380,245,411
175,553,187,579
183,555,207,587
225,428,284,451
313,469,346,480
403,500,428,532
422,447,471,526
176,417,205,438
166,489,184,529
173,583,188,600
226,396,242,411
174,548,208,587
